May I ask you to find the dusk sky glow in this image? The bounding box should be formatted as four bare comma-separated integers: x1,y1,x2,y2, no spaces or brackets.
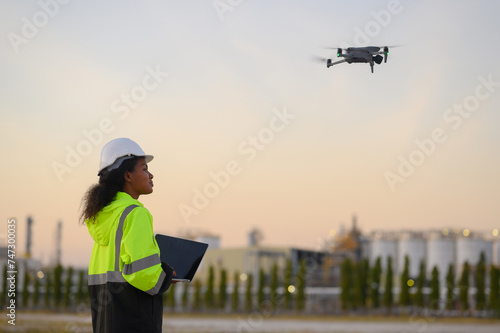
1,0,499,268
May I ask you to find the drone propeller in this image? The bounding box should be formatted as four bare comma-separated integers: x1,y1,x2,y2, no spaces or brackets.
310,55,329,63
325,44,404,49
323,46,347,53
382,44,404,48
381,45,404,62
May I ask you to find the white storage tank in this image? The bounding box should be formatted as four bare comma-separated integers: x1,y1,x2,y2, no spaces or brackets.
426,232,455,285
398,232,426,278
456,235,492,277
359,237,371,260
370,233,398,273
494,240,500,266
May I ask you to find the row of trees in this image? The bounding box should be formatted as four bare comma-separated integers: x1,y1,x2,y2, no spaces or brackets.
0,264,88,310
0,259,309,313
164,260,308,312
3,253,498,316
340,252,500,315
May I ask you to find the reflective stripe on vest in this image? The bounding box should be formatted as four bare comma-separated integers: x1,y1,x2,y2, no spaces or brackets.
146,269,166,295
88,271,125,285
88,204,139,286
122,253,161,275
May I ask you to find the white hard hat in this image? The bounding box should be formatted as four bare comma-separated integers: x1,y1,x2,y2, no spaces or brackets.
98,138,154,175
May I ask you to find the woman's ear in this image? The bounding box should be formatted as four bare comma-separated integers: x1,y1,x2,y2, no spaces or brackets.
124,171,132,183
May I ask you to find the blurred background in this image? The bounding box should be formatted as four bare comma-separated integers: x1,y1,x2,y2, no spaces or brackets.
1,0,499,328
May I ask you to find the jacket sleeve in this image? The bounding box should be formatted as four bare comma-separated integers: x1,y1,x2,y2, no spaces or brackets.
159,262,174,294
119,207,169,295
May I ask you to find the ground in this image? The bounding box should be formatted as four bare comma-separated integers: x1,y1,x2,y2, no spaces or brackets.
0,312,499,333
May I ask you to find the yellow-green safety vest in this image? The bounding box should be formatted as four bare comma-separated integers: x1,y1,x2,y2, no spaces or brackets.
86,191,165,294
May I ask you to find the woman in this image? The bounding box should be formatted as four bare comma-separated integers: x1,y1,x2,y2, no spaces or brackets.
80,138,174,333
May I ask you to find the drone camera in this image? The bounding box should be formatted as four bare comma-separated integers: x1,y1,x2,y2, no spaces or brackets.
373,55,383,65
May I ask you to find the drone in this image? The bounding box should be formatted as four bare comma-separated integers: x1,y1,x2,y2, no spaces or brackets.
316,46,396,73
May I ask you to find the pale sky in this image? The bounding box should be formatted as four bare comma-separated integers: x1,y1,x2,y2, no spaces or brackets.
1,0,499,268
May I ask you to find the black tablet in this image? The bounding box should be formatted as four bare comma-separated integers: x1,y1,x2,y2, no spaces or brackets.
155,234,209,282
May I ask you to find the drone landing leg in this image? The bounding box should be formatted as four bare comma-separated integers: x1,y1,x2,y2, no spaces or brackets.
370,62,374,73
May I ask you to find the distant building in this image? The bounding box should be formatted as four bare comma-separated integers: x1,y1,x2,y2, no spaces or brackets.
193,228,329,287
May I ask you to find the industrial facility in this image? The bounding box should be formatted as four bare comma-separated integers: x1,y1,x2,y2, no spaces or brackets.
1,215,499,295
192,217,500,289
362,227,499,283
0,217,62,297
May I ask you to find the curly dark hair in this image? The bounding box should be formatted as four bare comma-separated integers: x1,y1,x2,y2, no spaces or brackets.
80,157,139,224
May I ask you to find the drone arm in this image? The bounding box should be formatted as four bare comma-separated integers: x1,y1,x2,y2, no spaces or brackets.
327,59,347,68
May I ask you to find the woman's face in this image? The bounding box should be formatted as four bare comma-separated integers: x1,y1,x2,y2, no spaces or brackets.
124,157,154,199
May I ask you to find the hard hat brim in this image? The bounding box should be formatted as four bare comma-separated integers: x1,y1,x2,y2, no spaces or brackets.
98,154,154,176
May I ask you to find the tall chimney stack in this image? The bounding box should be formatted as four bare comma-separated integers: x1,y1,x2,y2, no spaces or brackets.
26,216,33,258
